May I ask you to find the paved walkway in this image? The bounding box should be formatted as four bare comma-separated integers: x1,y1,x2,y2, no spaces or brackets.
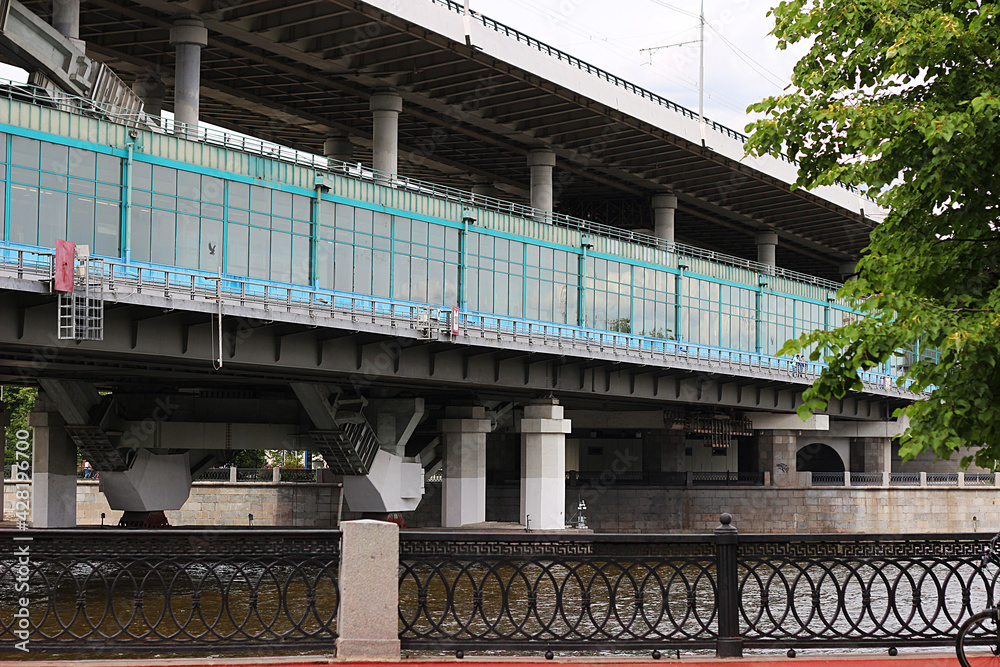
0,653,970,666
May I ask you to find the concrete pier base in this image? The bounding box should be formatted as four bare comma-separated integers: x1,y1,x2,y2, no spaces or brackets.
336,519,400,659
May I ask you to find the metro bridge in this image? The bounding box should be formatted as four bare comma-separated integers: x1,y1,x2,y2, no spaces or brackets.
0,0,918,530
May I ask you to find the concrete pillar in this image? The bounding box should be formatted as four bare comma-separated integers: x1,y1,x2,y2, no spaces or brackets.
527,149,556,213
839,261,858,282
28,399,77,527
757,429,798,488
370,91,403,175
519,399,572,530
52,0,83,49
439,406,491,527
755,230,778,267
336,520,400,659
133,74,166,119
471,180,503,198
652,192,678,245
323,135,354,164
170,18,209,129
850,436,888,473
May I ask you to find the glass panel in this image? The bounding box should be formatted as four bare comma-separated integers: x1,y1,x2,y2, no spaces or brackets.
353,246,372,294
203,176,224,204
393,255,410,300
292,194,311,222
292,234,310,285
150,209,176,264
152,166,176,195
9,184,38,244
131,207,151,261
175,213,200,269
373,250,390,297
132,161,152,191
177,171,200,199
11,136,39,168
11,167,38,186
38,189,66,247
336,203,354,229
226,223,249,276
40,142,68,174
66,196,95,247
40,170,67,190
271,231,292,283
316,239,334,289
70,148,96,180
355,207,373,234
272,190,292,218
248,226,270,278
69,177,95,196
229,181,250,210
95,200,120,256
335,243,352,290
200,218,223,272
97,154,121,184
251,185,270,212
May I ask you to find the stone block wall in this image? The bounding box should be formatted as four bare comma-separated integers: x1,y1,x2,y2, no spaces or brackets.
4,480,343,527
8,478,1000,534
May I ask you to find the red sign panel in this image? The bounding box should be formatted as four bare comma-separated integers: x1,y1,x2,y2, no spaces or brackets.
54,239,75,293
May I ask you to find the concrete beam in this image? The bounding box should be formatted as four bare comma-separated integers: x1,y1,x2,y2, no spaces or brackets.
37,378,101,425
749,412,829,431
565,410,668,430
828,417,908,439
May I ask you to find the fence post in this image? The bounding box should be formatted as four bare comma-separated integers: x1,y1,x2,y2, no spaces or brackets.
715,512,742,658
273,466,281,483
336,519,400,659
229,466,237,483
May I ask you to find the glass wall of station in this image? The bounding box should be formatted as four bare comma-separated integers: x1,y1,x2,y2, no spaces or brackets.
0,129,853,357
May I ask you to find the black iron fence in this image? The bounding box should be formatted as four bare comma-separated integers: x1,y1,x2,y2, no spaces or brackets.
3,521,997,657
399,518,996,656
0,529,340,653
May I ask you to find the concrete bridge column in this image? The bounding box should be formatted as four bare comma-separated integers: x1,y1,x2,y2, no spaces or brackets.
755,231,778,267
839,261,858,282
52,0,83,49
652,192,678,246
850,436,889,474
370,91,402,176
758,429,798,488
28,396,77,527
439,406,491,527
133,74,166,119
528,149,556,214
170,18,208,129
520,399,572,530
323,135,354,164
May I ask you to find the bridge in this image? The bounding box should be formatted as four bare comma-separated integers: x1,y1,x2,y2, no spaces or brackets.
0,0,920,531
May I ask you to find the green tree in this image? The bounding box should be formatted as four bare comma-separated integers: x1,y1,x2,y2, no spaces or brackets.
3,386,36,468
746,0,1000,468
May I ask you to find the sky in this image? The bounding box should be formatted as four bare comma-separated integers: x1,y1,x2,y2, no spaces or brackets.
470,0,808,134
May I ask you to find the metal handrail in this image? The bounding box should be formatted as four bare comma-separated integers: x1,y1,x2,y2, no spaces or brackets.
0,79,848,294
0,244,914,398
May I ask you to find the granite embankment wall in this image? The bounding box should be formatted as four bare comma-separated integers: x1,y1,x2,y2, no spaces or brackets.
5,479,999,532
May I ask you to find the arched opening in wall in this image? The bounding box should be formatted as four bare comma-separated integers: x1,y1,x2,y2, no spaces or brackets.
797,443,845,473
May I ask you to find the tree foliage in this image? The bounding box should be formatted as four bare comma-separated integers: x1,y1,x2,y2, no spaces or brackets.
746,0,1000,468
3,386,36,467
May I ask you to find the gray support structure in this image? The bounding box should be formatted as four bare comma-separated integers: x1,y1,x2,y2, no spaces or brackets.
336,520,400,659
759,429,799,488
370,91,403,175
133,75,166,118
755,230,778,267
839,261,858,282
51,0,82,48
323,136,354,163
519,399,571,530
439,406,491,528
652,192,678,245
170,19,208,129
28,397,77,527
528,149,556,213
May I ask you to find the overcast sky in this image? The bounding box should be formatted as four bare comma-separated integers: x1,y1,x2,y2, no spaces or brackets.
470,0,807,134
